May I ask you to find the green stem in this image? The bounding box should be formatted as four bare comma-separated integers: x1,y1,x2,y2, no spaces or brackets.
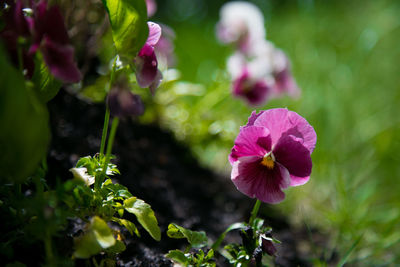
44,232,54,266
249,199,261,226
97,117,119,187
99,107,110,156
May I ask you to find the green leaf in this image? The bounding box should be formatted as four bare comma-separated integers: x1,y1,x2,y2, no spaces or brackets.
124,197,161,241
102,0,149,61
106,239,126,254
211,222,246,251
167,223,208,248
73,231,102,259
0,45,50,183
31,56,62,102
91,216,116,248
112,217,140,237
165,250,189,265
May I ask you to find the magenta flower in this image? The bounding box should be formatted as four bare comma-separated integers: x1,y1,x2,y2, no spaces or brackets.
0,0,81,83
232,69,271,106
134,21,162,93
229,108,316,204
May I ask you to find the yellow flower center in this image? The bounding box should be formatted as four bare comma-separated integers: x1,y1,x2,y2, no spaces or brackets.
260,153,275,169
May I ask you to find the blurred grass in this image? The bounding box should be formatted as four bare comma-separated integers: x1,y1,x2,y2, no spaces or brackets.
139,0,400,264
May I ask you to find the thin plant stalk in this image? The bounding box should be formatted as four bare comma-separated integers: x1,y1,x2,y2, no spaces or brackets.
249,199,261,226
99,57,118,156
98,117,119,186
99,107,110,156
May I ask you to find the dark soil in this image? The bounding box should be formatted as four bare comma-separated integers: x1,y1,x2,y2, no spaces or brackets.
45,90,335,266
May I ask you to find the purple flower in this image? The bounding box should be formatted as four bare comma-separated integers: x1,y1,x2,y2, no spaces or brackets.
0,0,34,77
232,69,271,106
229,108,316,204
30,0,81,83
134,21,162,93
0,0,81,83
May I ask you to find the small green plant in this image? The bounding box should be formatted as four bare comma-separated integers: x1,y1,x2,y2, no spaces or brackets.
69,154,160,260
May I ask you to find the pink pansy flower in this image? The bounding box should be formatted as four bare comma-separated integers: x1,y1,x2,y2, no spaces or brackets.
216,1,265,54
134,21,162,94
232,68,271,106
229,108,316,204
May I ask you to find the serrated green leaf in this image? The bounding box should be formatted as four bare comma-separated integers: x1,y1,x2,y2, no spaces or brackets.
165,250,189,265
102,0,148,61
124,197,161,241
0,45,50,183
167,223,208,248
31,56,62,102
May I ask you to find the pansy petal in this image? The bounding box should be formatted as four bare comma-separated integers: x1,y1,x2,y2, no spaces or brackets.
273,134,312,178
149,69,163,95
253,108,290,145
289,175,310,187
229,126,271,164
231,156,290,204
146,22,161,46
43,6,70,44
285,111,317,153
253,108,317,152
146,0,157,17
41,36,81,83
135,44,158,88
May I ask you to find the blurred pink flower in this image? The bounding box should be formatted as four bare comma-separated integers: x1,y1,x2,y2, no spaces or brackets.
0,0,81,83
271,49,300,97
134,21,162,93
232,68,271,106
146,0,157,17
154,24,176,68
216,1,265,54
229,108,316,204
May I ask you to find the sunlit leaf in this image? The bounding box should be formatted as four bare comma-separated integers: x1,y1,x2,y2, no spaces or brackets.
124,197,161,241
102,0,148,61
167,223,208,248
165,250,189,265
112,217,140,237
31,56,62,103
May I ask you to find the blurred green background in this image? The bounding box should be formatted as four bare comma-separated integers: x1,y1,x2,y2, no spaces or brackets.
138,0,400,265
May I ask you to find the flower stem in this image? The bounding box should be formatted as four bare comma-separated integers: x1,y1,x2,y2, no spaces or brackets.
99,107,110,156
249,199,262,226
100,117,119,180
